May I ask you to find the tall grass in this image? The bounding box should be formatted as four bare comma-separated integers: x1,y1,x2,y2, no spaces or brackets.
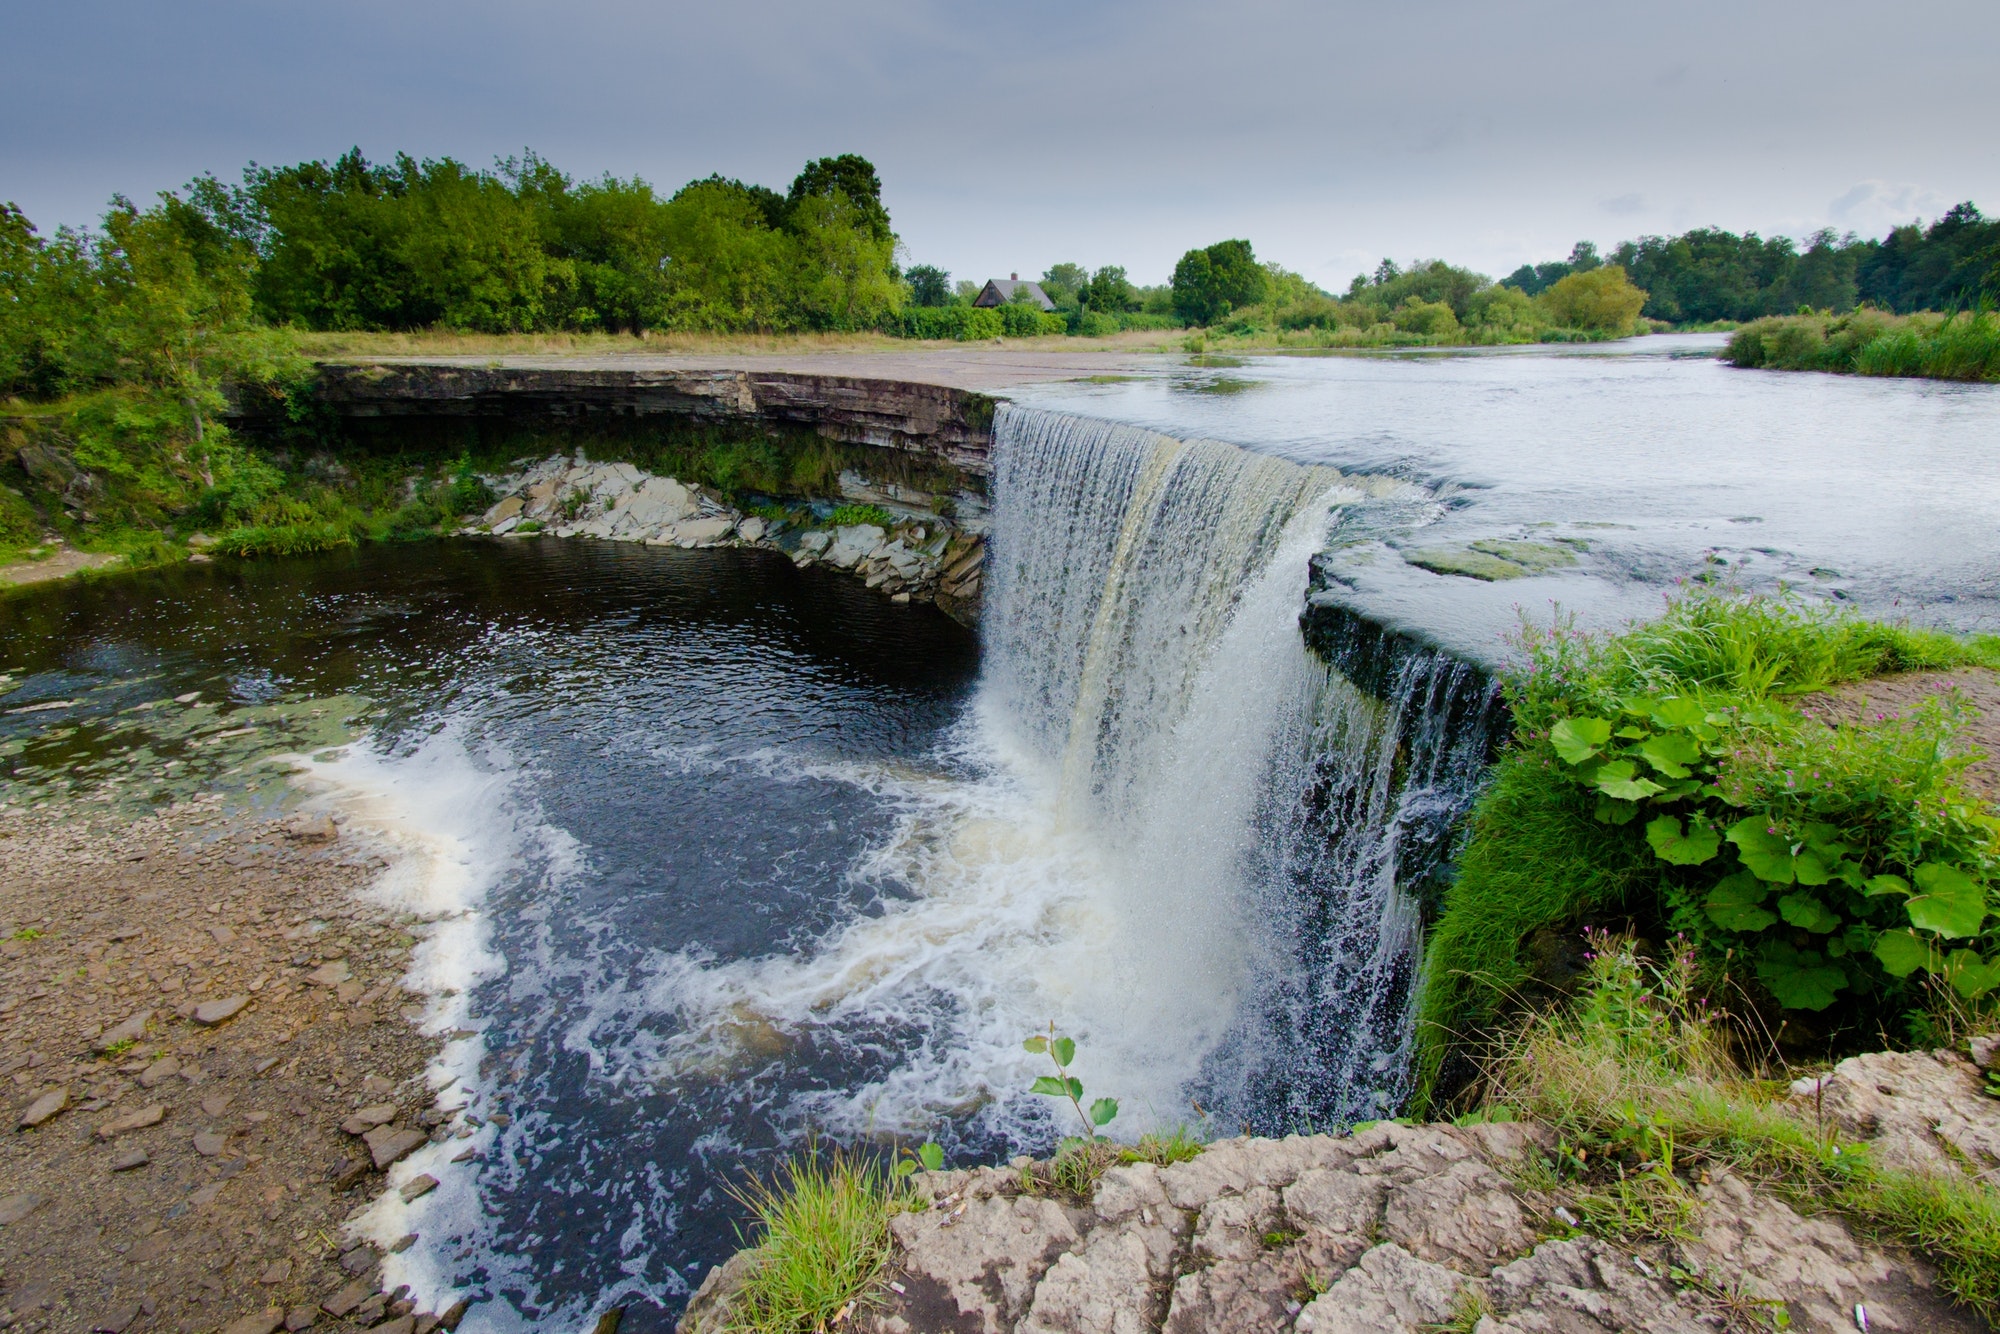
1728,309,2000,382
723,1150,902,1334
1488,936,2000,1321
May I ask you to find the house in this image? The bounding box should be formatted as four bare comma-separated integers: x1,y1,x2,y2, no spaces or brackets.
973,274,1056,311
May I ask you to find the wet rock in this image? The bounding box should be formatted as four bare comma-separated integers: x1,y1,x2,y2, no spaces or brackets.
400,1173,439,1202
825,524,886,569
91,1301,143,1333
18,1087,67,1128
91,1008,152,1052
219,1309,285,1334
283,813,338,844
375,1316,417,1334
0,1191,47,1224
320,1280,372,1317
305,960,351,987
95,1103,165,1138
674,516,735,546
136,1056,181,1087
341,1103,400,1135
364,1124,426,1169
193,994,250,1025
737,516,766,543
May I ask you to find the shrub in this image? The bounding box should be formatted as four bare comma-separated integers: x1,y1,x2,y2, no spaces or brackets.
210,520,356,558
1727,309,2000,382
1537,266,1648,333
1415,590,2000,1106
1391,298,1462,339
896,305,1003,341
825,503,894,529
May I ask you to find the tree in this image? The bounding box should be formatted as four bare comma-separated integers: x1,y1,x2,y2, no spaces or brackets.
1172,238,1267,325
785,155,892,245
786,192,901,330
1082,265,1135,312
1538,265,1647,332
905,264,952,307
1040,262,1088,309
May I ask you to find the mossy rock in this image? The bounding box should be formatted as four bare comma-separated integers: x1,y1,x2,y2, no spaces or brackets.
1403,545,1529,581
1469,540,1578,573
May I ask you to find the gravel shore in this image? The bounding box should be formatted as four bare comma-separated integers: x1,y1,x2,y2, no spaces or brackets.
0,795,464,1334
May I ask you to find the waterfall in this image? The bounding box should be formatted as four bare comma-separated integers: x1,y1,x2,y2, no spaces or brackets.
983,406,1501,1127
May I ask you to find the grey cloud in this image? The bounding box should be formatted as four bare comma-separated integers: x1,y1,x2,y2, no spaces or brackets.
2,0,1996,286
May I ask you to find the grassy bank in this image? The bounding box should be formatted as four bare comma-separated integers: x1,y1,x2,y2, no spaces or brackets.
1486,933,2000,1320
1726,309,2000,382
1415,591,2000,1110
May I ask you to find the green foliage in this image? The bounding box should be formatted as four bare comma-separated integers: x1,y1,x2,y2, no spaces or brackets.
1024,1024,1120,1140
1727,309,2000,383
824,504,895,530
1172,239,1268,326
726,1148,902,1334
1417,591,2000,1106
1493,935,2000,1324
1536,266,1648,333
904,264,953,308
897,305,1004,341
1080,265,1137,313
210,520,357,558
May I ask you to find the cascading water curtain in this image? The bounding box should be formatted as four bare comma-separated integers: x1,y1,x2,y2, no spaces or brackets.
986,405,1499,1130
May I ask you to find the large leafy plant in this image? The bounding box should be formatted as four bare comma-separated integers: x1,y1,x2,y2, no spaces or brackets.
1547,687,1999,1011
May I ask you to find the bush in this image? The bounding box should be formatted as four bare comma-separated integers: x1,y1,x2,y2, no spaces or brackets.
1734,308,2000,382
1415,590,2000,1106
1537,266,1647,333
896,305,1003,341
825,503,894,529
1391,298,1461,339
210,520,356,558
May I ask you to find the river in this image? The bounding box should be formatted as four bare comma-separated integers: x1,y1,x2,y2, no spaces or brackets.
2,340,1995,1329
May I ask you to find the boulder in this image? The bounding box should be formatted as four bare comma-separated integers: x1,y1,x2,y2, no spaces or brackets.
675,517,735,547
482,496,525,525
825,524,886,569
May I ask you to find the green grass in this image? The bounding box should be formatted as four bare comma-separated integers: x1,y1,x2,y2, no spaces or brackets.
209,520,358,558
725,1149,902,1334
1487,937,2000,1322
824,503,896,530
1413,590,2000,1114
1727,309,2000,382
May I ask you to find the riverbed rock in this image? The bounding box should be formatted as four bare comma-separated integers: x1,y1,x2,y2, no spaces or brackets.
825,524,886,569
18,1087,67,1128
194,994,250,1025
364,1124,427,1169
482,496,525,526
94,1103,165,1138
91,1007,152,1052
673,516,735,547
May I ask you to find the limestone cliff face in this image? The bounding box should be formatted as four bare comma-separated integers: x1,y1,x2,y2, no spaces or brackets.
307,364,998,478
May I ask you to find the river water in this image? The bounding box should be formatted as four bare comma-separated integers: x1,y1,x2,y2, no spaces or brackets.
2,342,1996,1329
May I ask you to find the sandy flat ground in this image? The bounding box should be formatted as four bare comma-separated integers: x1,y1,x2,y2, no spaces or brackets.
336,345,1178,392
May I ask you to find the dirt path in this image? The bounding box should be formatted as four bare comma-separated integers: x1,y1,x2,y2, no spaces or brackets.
1798,665,2000,803
0,800,463,1334
0,549,121,588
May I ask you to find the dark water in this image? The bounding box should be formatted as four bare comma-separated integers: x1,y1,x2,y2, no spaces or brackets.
0,540,980,1329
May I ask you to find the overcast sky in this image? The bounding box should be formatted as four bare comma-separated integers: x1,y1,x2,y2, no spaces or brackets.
5,0,1996,291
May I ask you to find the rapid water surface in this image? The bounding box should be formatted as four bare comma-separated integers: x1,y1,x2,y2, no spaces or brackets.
4,341,1997,1329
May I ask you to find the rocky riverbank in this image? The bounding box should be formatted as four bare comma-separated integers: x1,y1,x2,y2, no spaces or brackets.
462,454,988,625
679,1044,2000,1334
0,798,470,1334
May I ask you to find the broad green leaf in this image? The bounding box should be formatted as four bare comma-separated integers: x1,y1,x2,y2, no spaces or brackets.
1792,849,1837,887
1030,1076,1069,1098
1647,814,1720,866
1051,1036,1076,1067
1872,929,1935,978
1865,874,1911,898
918,1141,945,1171
1650,697,1706,730
1594,795,1640,825
1550,716,1612,765
1727,818,1797,884
1705,872,1777,932
1023,1036,1048,1054
1065,1077,1082,1100
1945,950,2000,1001
1776,892,1841,933
1755,947,1846,1010
1802,823,1851,859
1638,733,1702,779
893,1159,918,1178
1594,760,1664,801
1907,863,1987,939
1088,1097,1119,1127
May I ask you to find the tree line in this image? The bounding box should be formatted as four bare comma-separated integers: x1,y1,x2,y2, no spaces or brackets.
1506,205,2000,323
